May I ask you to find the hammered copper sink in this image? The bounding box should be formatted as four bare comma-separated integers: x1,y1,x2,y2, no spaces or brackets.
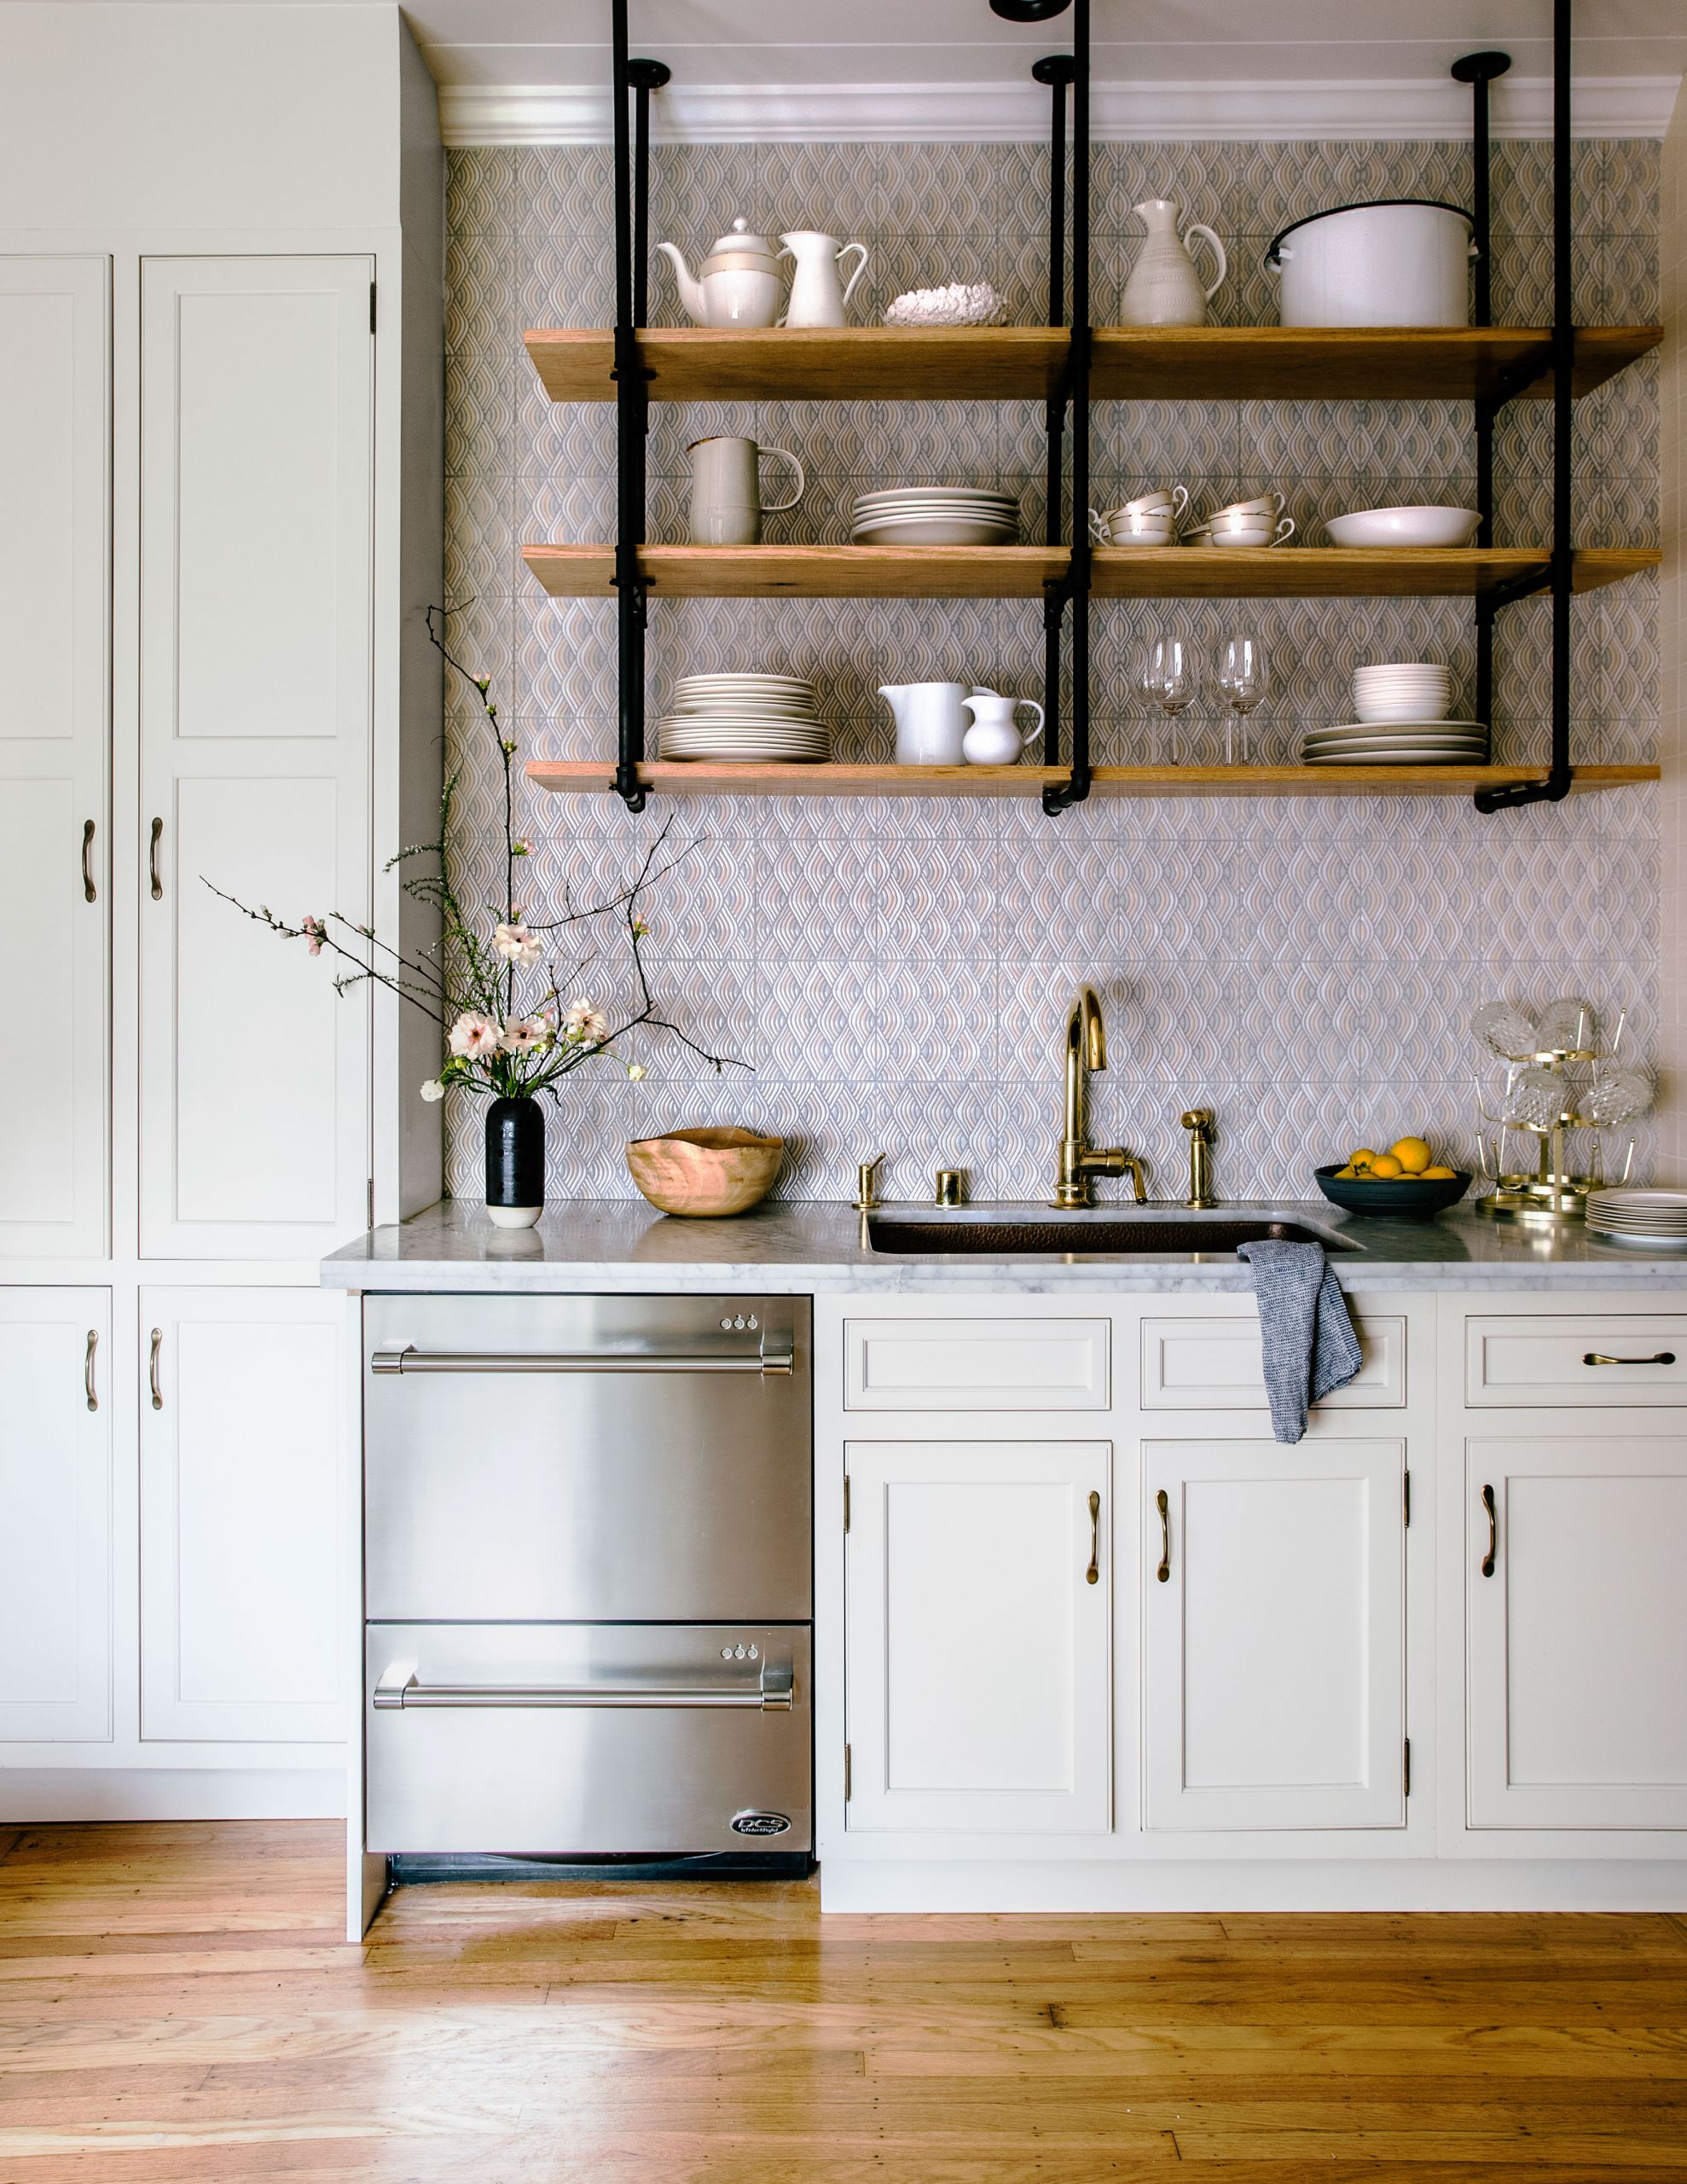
625,1127,785,1216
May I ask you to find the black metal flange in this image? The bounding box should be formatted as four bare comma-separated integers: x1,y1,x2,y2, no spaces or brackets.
1032,54,1076,86
992,0,1072,20
1452,50,1513,85
625,57,670,90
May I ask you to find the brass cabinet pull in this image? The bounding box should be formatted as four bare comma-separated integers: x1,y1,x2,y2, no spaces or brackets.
1583,1350,1676,1367
148,1327,164,1411
148,816,163,901
1086,1490,1100,1585
1156,1488,1171,1583
1481,1483,1497,1577
81,819,97,903
84,1330,98,1412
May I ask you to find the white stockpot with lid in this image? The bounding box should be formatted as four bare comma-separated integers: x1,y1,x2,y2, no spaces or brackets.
1266,200,1477,328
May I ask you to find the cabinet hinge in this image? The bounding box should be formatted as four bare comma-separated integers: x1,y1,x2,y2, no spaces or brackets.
1403,1468,1411,1527
843,1474,850,1534
1404,1737,1412,1797
368,281,377,334
844,1743,851,1802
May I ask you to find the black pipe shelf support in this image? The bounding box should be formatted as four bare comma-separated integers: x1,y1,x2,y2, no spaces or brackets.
1041,0,1092,816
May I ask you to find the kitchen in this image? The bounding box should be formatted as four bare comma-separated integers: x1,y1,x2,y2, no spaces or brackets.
3,0,1687,2170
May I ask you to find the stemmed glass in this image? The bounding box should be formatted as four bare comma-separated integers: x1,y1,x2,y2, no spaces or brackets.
1216,634,1267,764
1138,635,1197,764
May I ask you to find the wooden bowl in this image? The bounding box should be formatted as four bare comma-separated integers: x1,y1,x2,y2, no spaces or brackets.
625,1127,784,1217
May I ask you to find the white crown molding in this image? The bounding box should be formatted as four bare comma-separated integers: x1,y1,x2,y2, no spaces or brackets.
439,73,1682,148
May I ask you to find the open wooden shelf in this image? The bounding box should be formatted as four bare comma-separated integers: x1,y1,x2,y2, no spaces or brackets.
522,543,1658,602
527,759,1659,800
524,324,1661,407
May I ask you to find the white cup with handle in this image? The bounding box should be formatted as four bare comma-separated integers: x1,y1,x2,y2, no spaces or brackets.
687,435,806,546
961,689,1046,765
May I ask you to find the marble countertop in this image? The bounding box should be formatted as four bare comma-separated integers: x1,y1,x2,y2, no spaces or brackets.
320,1198,1687,1294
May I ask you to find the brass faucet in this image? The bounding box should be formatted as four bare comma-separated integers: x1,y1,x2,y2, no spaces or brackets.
1181,1107,1217,1208
1054,987,1147,1208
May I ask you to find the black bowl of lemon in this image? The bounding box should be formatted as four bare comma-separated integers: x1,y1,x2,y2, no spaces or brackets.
1315,1137,1471,1219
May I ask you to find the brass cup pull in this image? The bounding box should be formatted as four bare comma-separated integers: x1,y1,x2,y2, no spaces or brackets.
1086,1490,1100,1585
1583,1350,1676,1367
81,819,97,903
148,816,163,901
1156,1488,1171,1583
1481,1483,1497,1577
148,1327,164,1411
84,1330,99,1413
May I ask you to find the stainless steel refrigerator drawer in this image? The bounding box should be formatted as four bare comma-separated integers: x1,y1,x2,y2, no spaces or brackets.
366,1623,813,1856
363,1293,811,1622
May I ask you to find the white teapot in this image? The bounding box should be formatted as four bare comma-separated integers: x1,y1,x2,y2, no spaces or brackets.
656,218,786,328
961,689,1045,766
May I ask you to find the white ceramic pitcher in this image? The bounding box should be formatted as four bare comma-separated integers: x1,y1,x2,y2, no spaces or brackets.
960,691,1045,766
1119,198,1227,327
780,230,870,328
878,682,969,765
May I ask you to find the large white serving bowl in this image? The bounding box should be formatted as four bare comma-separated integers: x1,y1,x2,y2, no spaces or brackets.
1326,505,1482,548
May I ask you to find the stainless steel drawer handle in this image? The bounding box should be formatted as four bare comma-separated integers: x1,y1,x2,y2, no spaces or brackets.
148,1327,164,1411
370,1337,794,1379
84,1329,99,1412
374,1658,794,1712
1583,1350,1676,1367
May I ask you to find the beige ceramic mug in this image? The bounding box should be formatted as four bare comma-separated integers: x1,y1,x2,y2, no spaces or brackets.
687,435,806,546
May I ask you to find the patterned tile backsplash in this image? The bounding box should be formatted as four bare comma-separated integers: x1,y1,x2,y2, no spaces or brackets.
443,137,1662,1205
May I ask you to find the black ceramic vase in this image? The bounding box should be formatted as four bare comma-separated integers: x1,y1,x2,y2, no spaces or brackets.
484,1095,544,1228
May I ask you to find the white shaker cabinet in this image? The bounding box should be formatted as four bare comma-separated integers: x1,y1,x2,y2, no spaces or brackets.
0,256,109,1258
139,1289,347,1744
1465,1434,1687,1829
1142,1438,1406,1830
138,256,374,1260
844,1440,1111,1833
0,1290,111,1741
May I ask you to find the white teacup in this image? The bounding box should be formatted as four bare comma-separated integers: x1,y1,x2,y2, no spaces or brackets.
1120,485,1189,519
1216,491,1287,520
1197,512,1296,548
1090,506,1176,547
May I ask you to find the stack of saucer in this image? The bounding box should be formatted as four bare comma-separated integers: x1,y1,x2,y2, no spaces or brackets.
658,673,830,763
1586,1190,1687,1248
1302,659,1490,764
851,487,1020,547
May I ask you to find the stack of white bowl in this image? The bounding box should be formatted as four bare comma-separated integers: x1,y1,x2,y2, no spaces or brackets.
1302,660,1490,764
1586,1191,1687,1248
658,673,830,763
851,487,1020,547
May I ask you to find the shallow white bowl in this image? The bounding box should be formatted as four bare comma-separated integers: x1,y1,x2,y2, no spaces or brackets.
1326,505,1482,548
1354,694,1452,724
1354,660,1448,682
853,517,1019,545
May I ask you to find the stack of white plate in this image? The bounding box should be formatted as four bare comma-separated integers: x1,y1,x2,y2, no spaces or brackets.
851,487,1020,547
1301,721,1491,764
658,673,830,763
1586,1190,1687,1247
1353,661,1452,723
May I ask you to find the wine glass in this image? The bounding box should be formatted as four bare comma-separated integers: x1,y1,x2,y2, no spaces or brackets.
1139,635,1197,763
1216,634,1267,764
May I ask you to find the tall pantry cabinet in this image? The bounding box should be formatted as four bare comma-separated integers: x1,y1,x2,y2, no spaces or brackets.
0,3,443,1819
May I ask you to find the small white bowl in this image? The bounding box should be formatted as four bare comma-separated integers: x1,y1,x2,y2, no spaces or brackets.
1354,694,1452,724
1354,660,1447,681
1326,505,1482,549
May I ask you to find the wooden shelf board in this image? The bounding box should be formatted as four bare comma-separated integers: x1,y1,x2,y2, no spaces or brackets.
520,543,1657,602
527,759,1659,801
523,324,1661,407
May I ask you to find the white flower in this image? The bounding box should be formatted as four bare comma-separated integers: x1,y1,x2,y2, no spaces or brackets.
419,1078,445,1103
494,921,544,968
626,1062,646,1082
499,1014,550,1055
564,996,610,1044
448,1010,501,1060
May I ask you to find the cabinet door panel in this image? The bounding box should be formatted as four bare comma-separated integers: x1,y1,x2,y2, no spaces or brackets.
845,1441,1110,1833
0,1289,111,1740
140,1289,346,1743
139,257,371,1258
1144,1440,1406,1830
0,257,109,1256
1467,1437,1687,1827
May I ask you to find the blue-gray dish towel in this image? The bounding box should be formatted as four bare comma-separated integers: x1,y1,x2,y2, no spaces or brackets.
1238,1240,1362,1444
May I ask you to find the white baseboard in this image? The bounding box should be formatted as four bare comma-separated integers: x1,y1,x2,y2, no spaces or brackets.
817,1856,1687,1914
0,1769,345,1821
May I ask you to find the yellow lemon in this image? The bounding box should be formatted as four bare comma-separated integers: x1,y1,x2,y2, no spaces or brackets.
1421,1164,1458,1179
1348,1147,1378,1170
1333,1164,1359,1177
1368,1153,1405,1178
1389,1136,1433,1174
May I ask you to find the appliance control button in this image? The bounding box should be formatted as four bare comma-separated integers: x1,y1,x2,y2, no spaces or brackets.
747,1644,759,1659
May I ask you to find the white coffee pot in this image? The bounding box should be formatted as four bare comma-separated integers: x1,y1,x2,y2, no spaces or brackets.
779,230,870,328
1119,198,1227,328
961,690,1045,766
657,218,786,328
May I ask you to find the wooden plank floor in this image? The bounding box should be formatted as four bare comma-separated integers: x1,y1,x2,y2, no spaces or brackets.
3,1824,1686,2181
